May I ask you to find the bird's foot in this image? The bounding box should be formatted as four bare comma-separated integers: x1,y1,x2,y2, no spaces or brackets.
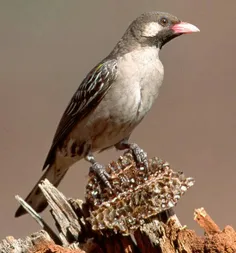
90,162,112,189
127,143,148,169
116,141,148,169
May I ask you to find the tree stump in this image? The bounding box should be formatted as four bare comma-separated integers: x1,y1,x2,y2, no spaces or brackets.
1,153,235,252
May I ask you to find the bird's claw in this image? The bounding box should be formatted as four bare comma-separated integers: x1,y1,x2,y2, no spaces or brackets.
128,143,148,169
90,162,112,189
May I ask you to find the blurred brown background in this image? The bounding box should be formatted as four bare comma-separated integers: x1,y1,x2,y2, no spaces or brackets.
0,0,235,239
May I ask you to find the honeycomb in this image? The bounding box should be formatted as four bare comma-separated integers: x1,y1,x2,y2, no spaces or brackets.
85,153,194,234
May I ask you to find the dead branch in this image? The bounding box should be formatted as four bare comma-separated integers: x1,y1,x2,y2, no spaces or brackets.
1,153,235,252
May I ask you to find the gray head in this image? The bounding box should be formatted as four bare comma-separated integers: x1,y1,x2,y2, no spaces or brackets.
111,11,199,57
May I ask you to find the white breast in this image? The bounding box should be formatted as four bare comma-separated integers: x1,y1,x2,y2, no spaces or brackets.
116,46,164,121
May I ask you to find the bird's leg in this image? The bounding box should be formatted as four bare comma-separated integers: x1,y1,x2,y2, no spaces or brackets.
85,153,112,188
115,139,148,169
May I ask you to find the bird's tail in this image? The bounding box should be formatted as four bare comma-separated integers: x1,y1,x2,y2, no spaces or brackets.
15,163,69,217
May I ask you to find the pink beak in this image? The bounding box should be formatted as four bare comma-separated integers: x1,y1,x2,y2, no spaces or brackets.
172,22,200,34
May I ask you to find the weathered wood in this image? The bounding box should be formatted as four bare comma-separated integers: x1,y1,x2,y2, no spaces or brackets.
39,179,82,245
15,195,61,245
0,230,84,253
1,154,236,252
194,207,221,235
2,210,236,252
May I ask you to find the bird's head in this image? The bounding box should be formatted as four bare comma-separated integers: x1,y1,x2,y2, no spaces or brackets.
129,12,200,49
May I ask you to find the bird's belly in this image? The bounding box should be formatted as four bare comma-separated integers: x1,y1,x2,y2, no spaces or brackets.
88,78,163,150
87,80,142,150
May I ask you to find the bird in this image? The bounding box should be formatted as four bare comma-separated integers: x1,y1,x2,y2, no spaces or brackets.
15,11,199,217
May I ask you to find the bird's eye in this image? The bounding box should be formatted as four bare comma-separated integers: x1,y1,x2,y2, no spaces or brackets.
159,17,169,26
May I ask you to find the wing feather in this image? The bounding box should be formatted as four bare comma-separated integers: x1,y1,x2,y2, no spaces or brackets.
42,59,117,170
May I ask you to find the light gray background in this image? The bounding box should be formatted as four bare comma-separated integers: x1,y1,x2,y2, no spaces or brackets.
0,1,235,238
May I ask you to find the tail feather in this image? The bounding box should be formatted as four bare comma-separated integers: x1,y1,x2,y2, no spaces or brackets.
15,164,69,217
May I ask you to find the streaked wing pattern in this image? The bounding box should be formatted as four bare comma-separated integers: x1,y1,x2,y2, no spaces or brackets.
43,59,118,170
